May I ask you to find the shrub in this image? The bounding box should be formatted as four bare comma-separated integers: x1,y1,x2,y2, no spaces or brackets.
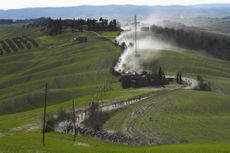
0,48,3,55
12,37,25,50
45,108,73,133
83,102,119,130
5,39,18,53
18,37,32,49
22,36,39,48
45,114,56,132
0,40,11,53
74,36,88,43
195,75,212,91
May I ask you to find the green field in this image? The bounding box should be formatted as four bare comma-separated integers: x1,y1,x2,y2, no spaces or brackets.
1,132,230,153
0,29,124,114
100,31,120,39
104,89,230,143
0,26,230,153
104,48,230,145
0,23,24,30
0,28,151,134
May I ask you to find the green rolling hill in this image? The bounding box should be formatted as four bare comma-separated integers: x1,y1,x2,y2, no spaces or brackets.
1,132,230,153
0,28,149,135
104,49,230,144
104,89,230,144
0,29,123,114
0,25,230,153
137,49,230,94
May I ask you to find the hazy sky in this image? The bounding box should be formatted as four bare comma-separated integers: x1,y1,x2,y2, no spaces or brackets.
1,0,230,10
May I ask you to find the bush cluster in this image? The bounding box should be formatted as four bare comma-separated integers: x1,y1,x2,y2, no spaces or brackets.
0,36,39,55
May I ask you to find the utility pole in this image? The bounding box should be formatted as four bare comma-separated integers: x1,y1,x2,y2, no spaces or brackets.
133,15,141,57
96,86,99,102
42,83,48,147
92,89,95,103
72,99,76,142
100,86,103,103
134,15,137,55
104,80,106,92
180,72,182,83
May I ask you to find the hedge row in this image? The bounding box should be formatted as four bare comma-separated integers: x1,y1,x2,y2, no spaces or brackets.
0,36,39,55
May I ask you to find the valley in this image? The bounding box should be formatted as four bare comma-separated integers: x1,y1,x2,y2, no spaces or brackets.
0,12,230,153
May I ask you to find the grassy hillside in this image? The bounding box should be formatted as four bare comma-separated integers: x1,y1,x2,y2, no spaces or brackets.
100,31,120,39
0,89,150,135
0,27,230,153
146,49,230,94
104,48,230,144
1,132,230,153
104,89,230,144
0,30,124,114
0,23,24,31
0,29,151,134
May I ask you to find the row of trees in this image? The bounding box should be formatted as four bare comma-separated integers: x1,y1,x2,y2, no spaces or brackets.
27,17,120,35
0,36,39,55
0,18,47,25
0,19,14,24
150,25,230,60
44,19,62,35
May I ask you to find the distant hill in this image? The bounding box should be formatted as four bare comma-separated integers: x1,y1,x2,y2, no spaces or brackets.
1,4,230,21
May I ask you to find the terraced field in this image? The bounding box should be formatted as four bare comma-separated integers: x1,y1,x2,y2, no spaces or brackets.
0,30,124,114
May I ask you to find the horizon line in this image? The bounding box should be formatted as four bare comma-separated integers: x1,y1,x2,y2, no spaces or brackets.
1,3,230,11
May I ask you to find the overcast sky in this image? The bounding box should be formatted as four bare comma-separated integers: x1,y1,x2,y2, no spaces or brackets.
1,0,230,10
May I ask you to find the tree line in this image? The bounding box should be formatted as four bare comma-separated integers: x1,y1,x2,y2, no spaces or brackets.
26,17,120,35
0,36,39,55
0,18,48,25
0,19,14,24
150,25,230,60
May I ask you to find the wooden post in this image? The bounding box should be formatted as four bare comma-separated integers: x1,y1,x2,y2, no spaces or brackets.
102,81,106,106
72,100,76,142
180,72,182,82
100,86,103,103
92,90,95,103
85,104,88,119
104,80,106,92
96,86,99,102
176,72,179,83
42,83,48,147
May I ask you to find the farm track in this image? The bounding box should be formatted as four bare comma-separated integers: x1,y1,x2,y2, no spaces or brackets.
120,77,198,142
125,90,177,143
